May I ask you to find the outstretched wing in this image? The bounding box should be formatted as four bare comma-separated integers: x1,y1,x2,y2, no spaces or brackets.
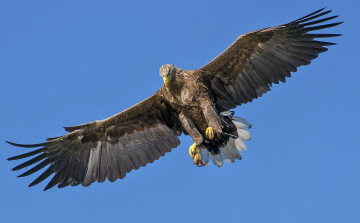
195,8,342,111
7,91,182,190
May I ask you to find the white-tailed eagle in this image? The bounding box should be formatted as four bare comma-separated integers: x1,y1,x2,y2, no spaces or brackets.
7,8,342,190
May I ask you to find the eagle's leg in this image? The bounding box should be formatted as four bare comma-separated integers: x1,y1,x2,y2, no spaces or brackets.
201,101,222,139
179,112,203,159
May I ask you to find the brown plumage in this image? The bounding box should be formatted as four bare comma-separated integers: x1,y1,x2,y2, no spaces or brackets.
7,8,342,190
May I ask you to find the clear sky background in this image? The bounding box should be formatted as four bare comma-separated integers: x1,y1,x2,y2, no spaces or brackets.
1,1,359,223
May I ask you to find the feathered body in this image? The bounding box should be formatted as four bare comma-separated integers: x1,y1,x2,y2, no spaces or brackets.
158,67,241,155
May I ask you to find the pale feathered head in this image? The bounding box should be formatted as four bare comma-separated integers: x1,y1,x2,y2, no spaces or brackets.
159,64,178,88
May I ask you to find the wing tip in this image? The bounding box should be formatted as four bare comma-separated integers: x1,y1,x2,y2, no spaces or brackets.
43,183,55,191
6,141,16,146
6,140,48,148
18,172,27,178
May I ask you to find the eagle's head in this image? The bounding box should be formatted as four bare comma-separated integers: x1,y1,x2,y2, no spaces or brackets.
159,64,178,88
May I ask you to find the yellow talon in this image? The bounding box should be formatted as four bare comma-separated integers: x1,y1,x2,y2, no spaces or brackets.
205,127,214,139
189,143,199,158
193,153,209,167
189,143,209,167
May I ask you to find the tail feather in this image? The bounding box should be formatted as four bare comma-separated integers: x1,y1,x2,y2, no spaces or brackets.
237,129,251,141
225,144,241,159
221,145,236,163
220,152,233,164
235,137,247,151
231,116,252,129
199,148,209,164
209,153,223,167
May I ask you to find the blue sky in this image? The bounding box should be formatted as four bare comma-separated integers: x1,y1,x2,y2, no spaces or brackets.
1,1,359,222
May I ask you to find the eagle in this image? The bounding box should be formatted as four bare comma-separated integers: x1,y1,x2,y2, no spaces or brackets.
7,8,342,190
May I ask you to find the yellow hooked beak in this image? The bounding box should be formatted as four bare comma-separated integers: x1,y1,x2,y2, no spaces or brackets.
163,76,170,88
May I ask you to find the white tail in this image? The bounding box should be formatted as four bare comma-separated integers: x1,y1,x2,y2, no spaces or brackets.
199,113,252,167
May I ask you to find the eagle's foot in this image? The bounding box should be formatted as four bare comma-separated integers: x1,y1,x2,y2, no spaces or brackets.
189,143,199,158
193,153,209,167
205,127,214,139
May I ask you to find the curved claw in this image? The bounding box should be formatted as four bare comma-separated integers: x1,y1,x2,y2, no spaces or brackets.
205,127,214,139
189,143,199,158
193,153,209,167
